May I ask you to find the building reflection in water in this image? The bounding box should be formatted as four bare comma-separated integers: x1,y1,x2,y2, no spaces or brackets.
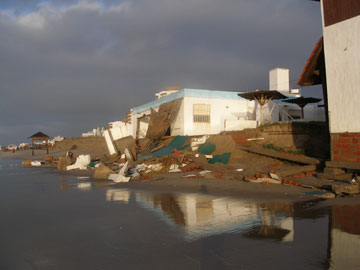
329,204,360,269
106,188,294,241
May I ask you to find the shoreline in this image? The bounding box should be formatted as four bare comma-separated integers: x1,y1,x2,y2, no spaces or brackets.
2,150,360,204
0,149,105,161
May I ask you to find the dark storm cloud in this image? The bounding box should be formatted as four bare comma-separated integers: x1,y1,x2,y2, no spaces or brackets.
0,0,322,145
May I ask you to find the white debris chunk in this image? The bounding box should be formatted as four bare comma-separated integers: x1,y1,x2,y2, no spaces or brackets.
67,155,91,170
31,161,42,167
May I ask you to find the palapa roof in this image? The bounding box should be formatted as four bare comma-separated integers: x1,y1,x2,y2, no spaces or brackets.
28,131,50,139
238,90,287,101
297,37,324,86
282,96,322,107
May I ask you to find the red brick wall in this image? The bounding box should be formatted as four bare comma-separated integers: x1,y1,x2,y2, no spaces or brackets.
331,133,360,163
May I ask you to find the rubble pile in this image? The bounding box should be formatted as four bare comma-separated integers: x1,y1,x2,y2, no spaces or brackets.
21,133,360,199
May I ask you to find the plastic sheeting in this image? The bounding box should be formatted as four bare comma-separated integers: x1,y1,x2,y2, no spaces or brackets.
138,136,189,160
208,153,231,164
198,142,216,155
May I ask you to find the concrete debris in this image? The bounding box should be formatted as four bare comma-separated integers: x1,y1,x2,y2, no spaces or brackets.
28,130,359,199
270,173,281,180
331,183,359,195
22,160,32,167
93,163,114,179
108,161,130,183
124,148,134,162
57,156,72,171
276,165,316,178
67,155,91,171
183,174,197,178
248,177,281,184
323,167,346,176
108,173,130,183
316,192,336,199
168,164,181,173
199,170,212,175
31,161,42,167
191,136,208,151
146,163,163,172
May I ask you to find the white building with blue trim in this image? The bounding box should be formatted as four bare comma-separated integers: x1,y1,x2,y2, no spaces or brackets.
131,88,258,139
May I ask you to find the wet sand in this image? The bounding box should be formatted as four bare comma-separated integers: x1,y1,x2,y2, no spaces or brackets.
0,149,105,160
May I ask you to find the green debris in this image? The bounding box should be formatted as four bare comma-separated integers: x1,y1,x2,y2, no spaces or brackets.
87,161,96,168
138,136,189,160
208,153,231,165
198,141,216,155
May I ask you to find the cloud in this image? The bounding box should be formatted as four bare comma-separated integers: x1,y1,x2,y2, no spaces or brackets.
0,0,322,145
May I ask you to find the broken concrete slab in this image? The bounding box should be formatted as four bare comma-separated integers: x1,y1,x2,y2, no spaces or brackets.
93,163,115,179
317,192,336,199
124,148,134,162
286,177,333,189
22,160,32,167
323,167,346,176
276,165,317,178
316,172,353,181
331,183,359,195
100,154,120,166
326,160,360,170
57,156,71,171
31,161,42,167
146,99,182,141
67,155,91,171
108,173,130,183
238,145,321,165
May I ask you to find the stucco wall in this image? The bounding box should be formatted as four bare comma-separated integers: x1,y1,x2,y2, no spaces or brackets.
323,15,360,133
182,96,256,136
170,99,185,136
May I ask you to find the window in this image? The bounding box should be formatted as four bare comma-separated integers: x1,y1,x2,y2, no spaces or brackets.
193,104,210,123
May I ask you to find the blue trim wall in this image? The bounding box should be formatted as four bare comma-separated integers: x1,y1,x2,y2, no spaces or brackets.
132,88,246,114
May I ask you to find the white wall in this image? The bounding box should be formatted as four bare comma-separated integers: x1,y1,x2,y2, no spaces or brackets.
182,96,256,136
132,97,257,137
109,122,132,141
323,15,360,133
170,99,185,136
269,68,290,93
103,129,117,155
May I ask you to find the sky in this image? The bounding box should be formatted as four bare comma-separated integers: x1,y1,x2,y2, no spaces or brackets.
0,0,323,145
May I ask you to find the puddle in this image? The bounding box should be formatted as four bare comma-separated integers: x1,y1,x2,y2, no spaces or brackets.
0,158,359,269
106,189,295,241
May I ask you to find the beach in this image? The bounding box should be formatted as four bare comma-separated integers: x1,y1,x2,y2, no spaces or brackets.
2,149,359,204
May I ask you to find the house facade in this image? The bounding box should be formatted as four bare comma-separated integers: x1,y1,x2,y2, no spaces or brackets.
131,88,258,139
300,0,360,164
